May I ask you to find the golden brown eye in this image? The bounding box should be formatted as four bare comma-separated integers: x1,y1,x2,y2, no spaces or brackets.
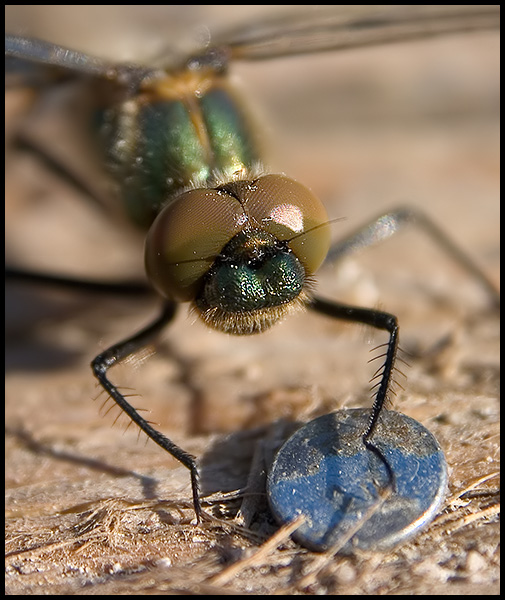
144,174,331,333
226,174,331,275
145,187,246,302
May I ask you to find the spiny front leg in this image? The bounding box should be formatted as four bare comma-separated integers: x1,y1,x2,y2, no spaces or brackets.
309,297,400,488
91,301,202,521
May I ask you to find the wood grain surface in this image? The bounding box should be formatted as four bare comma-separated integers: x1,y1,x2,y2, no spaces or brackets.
6,6,499,595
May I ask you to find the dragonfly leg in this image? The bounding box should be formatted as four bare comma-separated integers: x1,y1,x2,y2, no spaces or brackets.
91,301,203,521
309,204,498,489
308,297,399,488
325,205,499,306
6,266,152,296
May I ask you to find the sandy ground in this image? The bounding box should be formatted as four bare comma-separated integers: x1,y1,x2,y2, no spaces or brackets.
5,6,499,595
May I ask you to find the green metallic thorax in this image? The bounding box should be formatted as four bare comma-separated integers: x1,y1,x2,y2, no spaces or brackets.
99,69,261,229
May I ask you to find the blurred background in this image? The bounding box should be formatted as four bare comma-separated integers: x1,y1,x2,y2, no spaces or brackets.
5,6,499,595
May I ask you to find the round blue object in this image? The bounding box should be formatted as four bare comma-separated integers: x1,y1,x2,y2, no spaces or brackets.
267,409,447,552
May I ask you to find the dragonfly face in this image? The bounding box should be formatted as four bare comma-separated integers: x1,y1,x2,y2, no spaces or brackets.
145,174,330,333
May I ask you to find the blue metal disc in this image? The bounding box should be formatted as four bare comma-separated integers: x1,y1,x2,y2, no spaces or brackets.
267,409,447,552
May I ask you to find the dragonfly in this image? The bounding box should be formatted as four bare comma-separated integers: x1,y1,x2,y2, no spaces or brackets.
5,6,500,523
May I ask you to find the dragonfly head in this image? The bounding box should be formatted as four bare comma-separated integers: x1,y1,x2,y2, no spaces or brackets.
145,173,330,334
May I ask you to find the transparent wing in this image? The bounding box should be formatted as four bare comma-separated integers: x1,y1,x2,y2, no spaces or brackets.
5,35,117,75
5,35,159,87
6,6,500,83
214,5,500,61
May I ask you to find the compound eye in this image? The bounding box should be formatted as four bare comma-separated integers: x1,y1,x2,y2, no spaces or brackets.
243,174,331,275
145,174,330,308
145,188,245,301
